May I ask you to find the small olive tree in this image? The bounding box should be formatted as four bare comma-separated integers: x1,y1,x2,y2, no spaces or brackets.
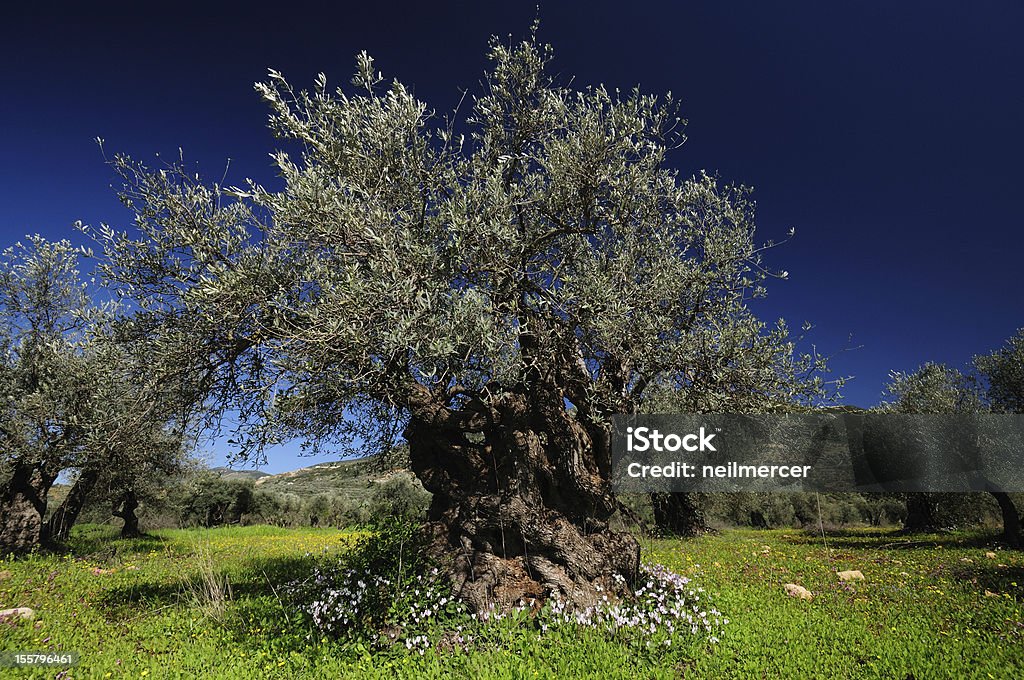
883,361,1020,544
92,32,830,610
0,237,93,552
975,329,1024,545
882,363,983,533
50,414,188,540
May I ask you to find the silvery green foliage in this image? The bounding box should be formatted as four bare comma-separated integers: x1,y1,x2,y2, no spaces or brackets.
976,329,1024,414
886,331,1024,417
882,362,984,414
89,32,833,458
0,236,186,486
0,236,93,477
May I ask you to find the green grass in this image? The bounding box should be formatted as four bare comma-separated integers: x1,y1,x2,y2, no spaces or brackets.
648,528,1024,678
0,525,1021,678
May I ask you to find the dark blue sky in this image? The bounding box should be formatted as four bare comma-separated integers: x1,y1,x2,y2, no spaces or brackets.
3,2,1022,470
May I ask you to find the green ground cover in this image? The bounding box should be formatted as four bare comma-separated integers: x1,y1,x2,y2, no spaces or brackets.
0,525,1020,678
652,528,1023,678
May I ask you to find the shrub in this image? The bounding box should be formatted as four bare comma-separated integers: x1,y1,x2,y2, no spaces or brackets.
174,472,255,527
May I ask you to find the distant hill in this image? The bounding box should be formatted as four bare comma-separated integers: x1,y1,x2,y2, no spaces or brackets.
214,454,422,503
211,467,272,482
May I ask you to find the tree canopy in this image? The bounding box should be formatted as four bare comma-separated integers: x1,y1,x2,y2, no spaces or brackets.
976,329,1024,415
92,35,829,458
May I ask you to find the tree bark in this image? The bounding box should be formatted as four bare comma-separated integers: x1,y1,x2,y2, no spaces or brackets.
404,387,640,614
113,490,142,539
0,462,56,554
42,467,100,543
903,494,938,533
650,493,711,536
990,491,1021,547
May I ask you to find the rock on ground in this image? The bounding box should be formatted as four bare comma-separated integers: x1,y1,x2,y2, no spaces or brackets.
784,583,813,600
0,607,34,621
838,570,865,581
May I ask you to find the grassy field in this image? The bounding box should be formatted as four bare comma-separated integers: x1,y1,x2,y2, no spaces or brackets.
653,529,1023,678
0,525,1021,678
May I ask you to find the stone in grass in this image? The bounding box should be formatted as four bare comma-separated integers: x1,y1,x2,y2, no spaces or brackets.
0,570,11,581
0,607,34,621
985,551,997,559
784,583,813,600
837,570,865,581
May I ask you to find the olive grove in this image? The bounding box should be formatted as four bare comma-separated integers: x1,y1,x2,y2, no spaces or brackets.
0,237,188,552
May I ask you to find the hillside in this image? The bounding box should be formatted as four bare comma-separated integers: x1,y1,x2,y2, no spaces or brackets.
211,467,271,482
216,454,424,505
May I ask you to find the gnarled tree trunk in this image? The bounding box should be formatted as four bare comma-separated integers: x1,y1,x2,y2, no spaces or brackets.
651,492,711,537
0,462,56,554
43,467,100,543
990,491,1021,548
405,385,640,614
903,493,939,533
113,490,142,538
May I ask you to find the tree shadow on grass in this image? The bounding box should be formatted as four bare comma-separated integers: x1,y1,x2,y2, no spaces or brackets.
947,564,1024,596
37,530,173,562
95,553,317,615
93,553,328,655
779,528,1009,551
103,534,173,556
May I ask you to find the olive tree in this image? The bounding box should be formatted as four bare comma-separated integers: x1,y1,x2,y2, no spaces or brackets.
91,32,829,610
45,387,188,541
642,354,831,537
0,237,93,552
0,237,189,552
882,363,982,532
883,361,1020,544
975,329,1024,545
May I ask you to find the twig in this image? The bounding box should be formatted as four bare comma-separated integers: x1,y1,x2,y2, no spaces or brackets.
815,492,832,561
